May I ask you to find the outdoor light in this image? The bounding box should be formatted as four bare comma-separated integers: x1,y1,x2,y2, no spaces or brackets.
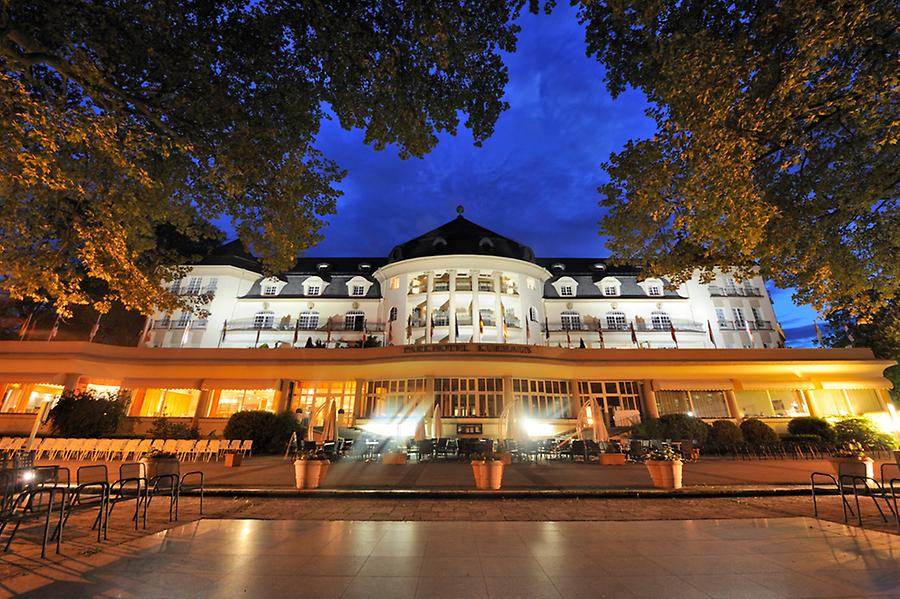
523,418,553,438
687,411,694,417
21,469,35,483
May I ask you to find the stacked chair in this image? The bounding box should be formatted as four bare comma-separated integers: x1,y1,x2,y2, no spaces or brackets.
0,437,253,462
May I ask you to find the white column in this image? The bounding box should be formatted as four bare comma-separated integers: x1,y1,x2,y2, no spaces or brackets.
472,269,481,342
449,269,457,342
426,271,434,344
493,271,503,343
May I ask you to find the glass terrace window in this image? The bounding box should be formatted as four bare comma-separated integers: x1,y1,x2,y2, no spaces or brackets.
344,311,365,331
455,274,472,291
732,307,746,327
512,379,572,419
478,277,494,292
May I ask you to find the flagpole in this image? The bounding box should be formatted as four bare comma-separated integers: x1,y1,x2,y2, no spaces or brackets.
88,313,102,342
47,314,60,341
17,311,33,341
219,319,228,348
138,315,152,347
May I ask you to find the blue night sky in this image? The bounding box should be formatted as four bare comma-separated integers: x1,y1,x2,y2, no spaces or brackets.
294,5,821,346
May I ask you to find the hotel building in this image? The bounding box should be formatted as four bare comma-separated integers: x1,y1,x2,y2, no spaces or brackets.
0,212,895,438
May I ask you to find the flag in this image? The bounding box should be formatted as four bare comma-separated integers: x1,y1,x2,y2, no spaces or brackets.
745,318,754,347
502,318,509,343
406,315,412,340
544,316,550,341
326,320,332,344
566,326,571,348
181,316,192,347
429,313,435,343
48,315,60,341
814,320,823,345
479,313,484,335
362,318,368,344
88,313,102,342
454,313,460,342
843,324,855,346
138,315,152,347
292,317,301,345
775,320,786,341
597,321,604,347
707,320,717,348
629,322,638,346
669,320,678,349
525,315,530,340
17,312,33,340
219,320,228,348
254,327,261,348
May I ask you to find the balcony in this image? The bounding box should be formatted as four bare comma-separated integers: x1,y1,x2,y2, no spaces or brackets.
224,318,385,332
543,320,707,333
709,285,762,297
718,320,773,331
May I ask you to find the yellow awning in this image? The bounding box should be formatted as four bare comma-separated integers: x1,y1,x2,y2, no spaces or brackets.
820,379,893,390
735,378,815,391
652,379,733,391
121,378,202,389
201,379,280,390
0,373,65,385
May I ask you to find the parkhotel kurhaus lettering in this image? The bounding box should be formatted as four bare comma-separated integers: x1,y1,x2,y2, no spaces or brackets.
0,209,893,439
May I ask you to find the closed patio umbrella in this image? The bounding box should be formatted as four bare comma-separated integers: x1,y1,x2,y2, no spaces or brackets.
414,416,426,441
431,403,442,440
305,400,317,443
575,402,588,440
498,402,512,439
509,398,529,442
590,398,610,442
321,400,338,443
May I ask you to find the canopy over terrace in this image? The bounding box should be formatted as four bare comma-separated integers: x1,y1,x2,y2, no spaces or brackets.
0,341,894,437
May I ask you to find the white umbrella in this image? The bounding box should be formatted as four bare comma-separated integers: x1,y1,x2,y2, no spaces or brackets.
305,399,318,443
508,398,530,442
590,398,610,442
414,417,426,442
431,403,442,440
498,403,512,440
575,403,587,440
321,400,338,443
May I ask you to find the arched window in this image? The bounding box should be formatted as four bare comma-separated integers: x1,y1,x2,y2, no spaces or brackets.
560,311,582,331
298,311,319,330
389,307,399,321
253,311,275,329
605,311,627,330
528,306,538,322
650,311,672,331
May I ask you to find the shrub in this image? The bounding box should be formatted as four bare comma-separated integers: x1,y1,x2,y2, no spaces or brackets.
707,420,743,451
630,414,709,444
223,410,300,454
47,389,126,438
149,417,199,439
787,417,835,442
740,418,779,446
833,417,898,450
781,434,824,446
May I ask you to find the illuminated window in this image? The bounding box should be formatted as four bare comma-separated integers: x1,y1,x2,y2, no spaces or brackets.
361,378,426,419
185,277,202,295
736,390,809,418
293,381,357,427
0,384,63,414
578,381,641,414
655,390,729,418
131,388,200,417
208,389,277,418
390,277,400,289
511,379,572,418
435,378,504,418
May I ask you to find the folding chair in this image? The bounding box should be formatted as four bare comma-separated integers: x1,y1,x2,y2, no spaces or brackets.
149,439,165,452
133,439,152,460
120,439,140,461
175,440,196,461
162,439,180,455
204,440,220,462
239,439,253,457
91,439,113,461
62,438,83,460
191,440,208,462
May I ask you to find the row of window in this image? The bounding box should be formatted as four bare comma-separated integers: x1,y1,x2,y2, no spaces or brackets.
558,281,663,297
408,273,528,295
558,310,672,331
252,310,366,330
262,281,367,297
170,277,217,296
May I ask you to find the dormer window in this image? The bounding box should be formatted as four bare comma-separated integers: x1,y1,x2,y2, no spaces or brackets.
603,285,618,297
306,285,321,296
560,285,574,297
263,284,278,296
647,285,663,297
351,284,366,297
598,276,622,297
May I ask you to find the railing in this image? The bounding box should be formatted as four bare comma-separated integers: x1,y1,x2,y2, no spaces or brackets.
718,320,773,331
223,318,385,332
543,321,707,333
709,285,762,297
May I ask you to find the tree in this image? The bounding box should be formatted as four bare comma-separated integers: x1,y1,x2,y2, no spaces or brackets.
0,1,530,317
577,1,899,321
821,299,899,402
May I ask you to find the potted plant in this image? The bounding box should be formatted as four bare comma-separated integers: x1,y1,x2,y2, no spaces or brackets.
294,450,331,489
471,452,505,490
140,449,180,479
382,441,408,465
830,442,874,480
471,455,489,490
598,444,626,465
644,446,683,489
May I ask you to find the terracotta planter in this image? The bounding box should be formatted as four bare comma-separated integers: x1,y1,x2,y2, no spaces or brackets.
599,453,626,465
494,452,513,465
893,450,900,467
140,457,180,480
224,453,242,468
830,457,874,480
646,460,683,489
382,452,407,465
488,460,505,490
471,460,489,489
294,459,330,489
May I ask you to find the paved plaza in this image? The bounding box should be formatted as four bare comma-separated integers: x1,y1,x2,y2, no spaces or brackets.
2,516,898,598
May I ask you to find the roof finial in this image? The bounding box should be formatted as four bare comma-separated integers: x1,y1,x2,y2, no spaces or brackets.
456,204,464,217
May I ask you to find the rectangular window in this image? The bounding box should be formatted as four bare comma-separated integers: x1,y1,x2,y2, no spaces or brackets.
205,277,218,294
455,275,472,291
751,307,762,324
174,312,191,328
603,285,618,296
479,309,495,326
293,381,357,427
732,308,746,327
715,308,727,328
209,389,277,418
650,312,671,331
647,285,662,296
434,378,504,418
184,277,201,295
306,285,321,296
253,312,274,329
298,312,319,329
361,379,426,419
389,277,400,289
344,312,365,330
351,285,366,296
561,313,582,330
560,285,574,297
577,381,641,414
478,277,494,292
655,390,729,418
844,389,882,414
131,388,200,418
263,285,278,296
512,378,572,419
736,389,809,418
605,313,627,330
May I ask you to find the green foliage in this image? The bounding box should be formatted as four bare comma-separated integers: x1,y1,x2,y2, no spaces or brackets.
223,410,300,454
47,389,126,438
149,417,198,440
787,417,835,443
631,414,709,444
707,420,743,451
580,0,898,320
781,434,825,446
833,417,898,450
739,419,779,447
0,1,530,316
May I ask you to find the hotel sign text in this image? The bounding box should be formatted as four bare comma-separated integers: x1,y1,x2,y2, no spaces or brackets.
403,343,532,355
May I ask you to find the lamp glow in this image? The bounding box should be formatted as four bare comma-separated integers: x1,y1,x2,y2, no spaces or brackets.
523,418,553,438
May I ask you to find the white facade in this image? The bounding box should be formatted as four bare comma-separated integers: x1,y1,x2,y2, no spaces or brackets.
149,216,782,350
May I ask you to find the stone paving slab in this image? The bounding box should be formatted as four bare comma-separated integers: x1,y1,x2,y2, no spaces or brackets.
2,516,898,598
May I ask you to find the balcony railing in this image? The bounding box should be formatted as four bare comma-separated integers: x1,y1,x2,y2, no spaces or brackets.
543,321,707,333
222,318,385,332
717,320,773,331
708,285,762,297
